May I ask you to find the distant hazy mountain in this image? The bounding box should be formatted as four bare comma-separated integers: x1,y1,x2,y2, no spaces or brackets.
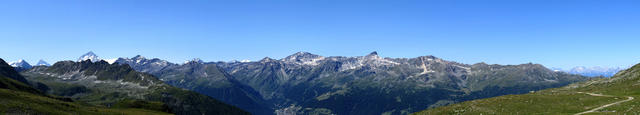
9,59,32,69
9,59,32,72
35,59,50,66
114,51,588,115
554,66,627,77
569,66,626,77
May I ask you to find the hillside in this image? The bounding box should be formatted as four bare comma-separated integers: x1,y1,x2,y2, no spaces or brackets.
20,60,249,115
0,58,172,114
115,56,272,114
0,88,172,115
415,63,640,114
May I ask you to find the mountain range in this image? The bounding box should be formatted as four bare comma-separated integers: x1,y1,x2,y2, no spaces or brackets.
7,59,51,72
566,66,627,77
107,51,588,115
1,51,599,115
0,58,174,114
0,54,249,114
19,59,249,115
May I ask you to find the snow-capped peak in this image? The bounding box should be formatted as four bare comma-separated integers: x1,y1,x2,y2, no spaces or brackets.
9,59,32,69
240,59,251,63
13,59,25,63
282,52,325,65
36,59,50,66
78,51,100,62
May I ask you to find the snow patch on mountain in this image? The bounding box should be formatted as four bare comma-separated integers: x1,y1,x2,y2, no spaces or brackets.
103,58,118,64
282,52,325,66
117,55,170,66
339,51,400,71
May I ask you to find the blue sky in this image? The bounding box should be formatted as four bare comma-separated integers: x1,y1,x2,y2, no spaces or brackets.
1,0,639,69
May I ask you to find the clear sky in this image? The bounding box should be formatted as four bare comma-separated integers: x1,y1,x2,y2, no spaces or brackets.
1,0,639,69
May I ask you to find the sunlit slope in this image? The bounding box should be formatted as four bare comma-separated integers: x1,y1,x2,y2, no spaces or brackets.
0,88,171,115
415,63,640,114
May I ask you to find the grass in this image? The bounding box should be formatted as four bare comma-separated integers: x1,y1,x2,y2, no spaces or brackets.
415,88,624,115
0,88,172,115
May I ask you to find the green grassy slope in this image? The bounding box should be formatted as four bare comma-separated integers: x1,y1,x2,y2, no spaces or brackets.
415,64,640,114
0,88,171,115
